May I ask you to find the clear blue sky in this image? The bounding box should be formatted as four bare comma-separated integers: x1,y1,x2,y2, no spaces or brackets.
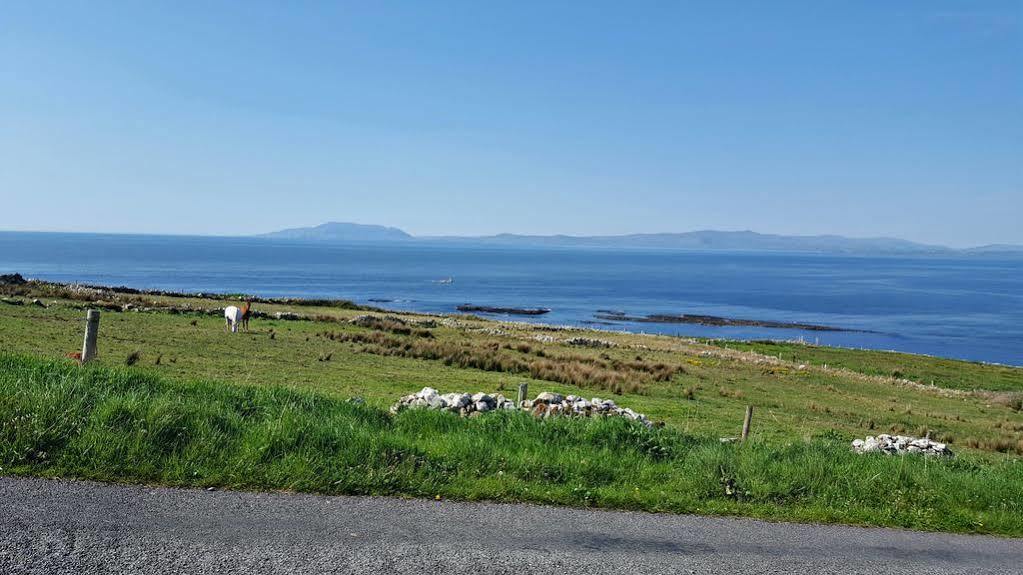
1,2,1020,247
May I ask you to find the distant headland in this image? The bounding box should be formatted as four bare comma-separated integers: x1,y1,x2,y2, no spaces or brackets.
259,222,413,243
258,222,1023,256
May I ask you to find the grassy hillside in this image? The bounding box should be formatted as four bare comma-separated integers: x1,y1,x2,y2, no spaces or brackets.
716,339,1023,392
1,283,1020,455
1,281,1022,533
1,354,1020,535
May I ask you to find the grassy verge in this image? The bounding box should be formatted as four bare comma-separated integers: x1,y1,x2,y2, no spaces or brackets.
1,353,1021,536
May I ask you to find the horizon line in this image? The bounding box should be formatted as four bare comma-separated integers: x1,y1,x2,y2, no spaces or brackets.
1,226,1021,252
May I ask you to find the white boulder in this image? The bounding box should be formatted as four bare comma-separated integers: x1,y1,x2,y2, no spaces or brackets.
851,434,953,457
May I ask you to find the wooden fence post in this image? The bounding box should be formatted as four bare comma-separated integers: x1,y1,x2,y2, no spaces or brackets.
517,383,529,406
81,309,100,363
741,405,754,441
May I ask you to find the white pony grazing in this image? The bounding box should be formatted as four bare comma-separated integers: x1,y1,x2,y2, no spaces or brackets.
224,305,243,333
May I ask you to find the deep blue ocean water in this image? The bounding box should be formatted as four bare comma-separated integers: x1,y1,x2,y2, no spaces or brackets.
1,232,1021,366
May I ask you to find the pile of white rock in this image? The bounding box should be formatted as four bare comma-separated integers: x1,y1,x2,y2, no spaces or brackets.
390,387,517,416
564,337,616,348
390,387,654,427
525,392,652,428
851,434,953,457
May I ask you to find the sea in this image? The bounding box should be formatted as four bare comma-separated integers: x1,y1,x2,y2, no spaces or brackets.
1,232,1021,366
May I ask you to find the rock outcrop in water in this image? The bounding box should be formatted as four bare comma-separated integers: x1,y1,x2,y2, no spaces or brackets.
457,305,551,316
595,311,855,332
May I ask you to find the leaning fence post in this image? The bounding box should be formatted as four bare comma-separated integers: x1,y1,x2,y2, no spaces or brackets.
741,405,754,441
81,309,100,363
517,383,529,406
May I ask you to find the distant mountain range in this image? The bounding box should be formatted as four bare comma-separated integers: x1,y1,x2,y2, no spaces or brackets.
425,231,951,254
259,222,1023,255
963,244,1023,254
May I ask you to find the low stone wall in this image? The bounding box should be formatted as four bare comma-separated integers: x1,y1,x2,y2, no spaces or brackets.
852,434,953,457
564,337,616,348
390,388,517,415
391,387,653,427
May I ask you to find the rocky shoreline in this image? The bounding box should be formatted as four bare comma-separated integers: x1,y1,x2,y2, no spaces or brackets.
0,274,369,310
4,273,861,336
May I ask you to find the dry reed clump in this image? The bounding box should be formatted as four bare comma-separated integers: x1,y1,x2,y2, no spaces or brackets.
807,401,831,414
502,342,542,355
318,330,680,394
124,350,142,366
991,392,1023,412
348,315,434,338
718,387,745,399
964,436,1023,455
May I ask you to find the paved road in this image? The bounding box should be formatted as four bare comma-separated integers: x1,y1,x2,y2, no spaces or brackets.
1,476,1019,574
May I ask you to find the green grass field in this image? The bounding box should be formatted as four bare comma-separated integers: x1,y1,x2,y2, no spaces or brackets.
715,339,1023,392
2,354,1021,535
1,281,1022,534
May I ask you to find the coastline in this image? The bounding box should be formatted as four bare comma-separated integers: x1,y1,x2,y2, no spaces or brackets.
2,274,1019,369
1,275,1022,536
2,231,1020,365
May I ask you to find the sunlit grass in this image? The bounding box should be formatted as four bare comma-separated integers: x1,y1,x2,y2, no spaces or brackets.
1,354,1021,535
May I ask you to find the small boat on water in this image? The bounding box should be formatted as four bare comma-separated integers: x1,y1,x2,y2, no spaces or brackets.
432,277,454,284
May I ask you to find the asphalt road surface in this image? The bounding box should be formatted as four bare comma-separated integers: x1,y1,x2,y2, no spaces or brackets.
1,476,1020,574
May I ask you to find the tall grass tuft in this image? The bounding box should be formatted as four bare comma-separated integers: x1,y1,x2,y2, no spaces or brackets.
319,331,678,394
